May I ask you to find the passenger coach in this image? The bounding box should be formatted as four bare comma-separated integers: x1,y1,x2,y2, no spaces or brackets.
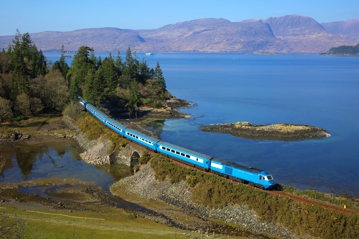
157,141,211,170
124,128,159,151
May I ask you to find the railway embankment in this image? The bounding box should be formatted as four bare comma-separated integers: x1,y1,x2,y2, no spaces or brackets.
111,162,293,238
112,155,359,239
201,121,330,140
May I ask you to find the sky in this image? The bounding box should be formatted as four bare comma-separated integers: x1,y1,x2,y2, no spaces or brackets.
1,0,359,35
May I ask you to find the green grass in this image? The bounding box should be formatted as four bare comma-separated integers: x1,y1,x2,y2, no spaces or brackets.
283,185,359,211
0,205,187,239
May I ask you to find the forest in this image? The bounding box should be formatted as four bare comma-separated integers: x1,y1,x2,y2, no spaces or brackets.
0,31,169,121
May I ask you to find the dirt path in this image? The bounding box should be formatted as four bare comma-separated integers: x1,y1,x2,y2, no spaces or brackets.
267,190,358,215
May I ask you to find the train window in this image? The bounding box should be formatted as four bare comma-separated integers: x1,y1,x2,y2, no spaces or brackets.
161,147,165,150
181,153,185,156
176,151,180,155
167,148,170,151
171,149,175,153
186,155,190,158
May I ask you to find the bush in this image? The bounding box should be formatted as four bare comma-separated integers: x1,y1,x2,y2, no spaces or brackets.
0,96,13,121
139,152,151,165
63,102,83,120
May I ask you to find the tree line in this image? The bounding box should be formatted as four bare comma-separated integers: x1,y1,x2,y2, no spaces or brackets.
0,31,169,121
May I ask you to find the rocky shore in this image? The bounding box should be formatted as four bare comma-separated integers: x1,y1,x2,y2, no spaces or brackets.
201,121,330,141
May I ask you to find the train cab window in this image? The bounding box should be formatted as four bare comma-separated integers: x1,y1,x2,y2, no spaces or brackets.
266,175,273,181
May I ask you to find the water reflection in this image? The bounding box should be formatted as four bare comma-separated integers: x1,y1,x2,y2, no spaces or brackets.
0,140,119,190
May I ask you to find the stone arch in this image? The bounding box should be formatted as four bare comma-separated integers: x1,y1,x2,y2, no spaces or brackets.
130,151,140,168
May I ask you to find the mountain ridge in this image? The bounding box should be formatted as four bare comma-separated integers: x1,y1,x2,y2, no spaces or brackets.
0,15,358,53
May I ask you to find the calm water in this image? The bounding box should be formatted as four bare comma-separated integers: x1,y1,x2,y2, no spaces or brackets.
46,52,359,196
0,140,116,190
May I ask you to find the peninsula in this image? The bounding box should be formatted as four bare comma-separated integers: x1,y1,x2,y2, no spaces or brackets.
201,122,330,141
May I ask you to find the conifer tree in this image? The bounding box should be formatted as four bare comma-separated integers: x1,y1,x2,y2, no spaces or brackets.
99,56,118,96
68,46,95,100
52,45,70,78
153,62,166,99
7,31,47,99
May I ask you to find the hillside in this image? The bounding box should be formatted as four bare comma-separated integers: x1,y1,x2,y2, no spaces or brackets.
0,15,358,53
322,19,359,42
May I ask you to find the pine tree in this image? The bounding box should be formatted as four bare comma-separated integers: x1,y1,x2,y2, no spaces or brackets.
52,45,70,78
99,56,118,96
68,46,95,100
7,31,47,100
153,62,166,100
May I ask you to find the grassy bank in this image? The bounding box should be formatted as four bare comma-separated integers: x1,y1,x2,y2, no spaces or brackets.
0,177,189,239
0,204,186,239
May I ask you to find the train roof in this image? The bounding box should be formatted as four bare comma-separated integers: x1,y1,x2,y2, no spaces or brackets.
211,158,263,173
125,128,160,142
106,118,126,127
158,141,213,160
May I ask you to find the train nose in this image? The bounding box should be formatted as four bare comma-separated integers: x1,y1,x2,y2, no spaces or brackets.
268,183,281,190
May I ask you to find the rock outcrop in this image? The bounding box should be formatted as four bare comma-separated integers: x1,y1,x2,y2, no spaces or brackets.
201,121,330,141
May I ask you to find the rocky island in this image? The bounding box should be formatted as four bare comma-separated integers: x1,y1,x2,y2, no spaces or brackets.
201,121,330,140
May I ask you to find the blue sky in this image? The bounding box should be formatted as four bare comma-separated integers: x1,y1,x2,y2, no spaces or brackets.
1,0,358,35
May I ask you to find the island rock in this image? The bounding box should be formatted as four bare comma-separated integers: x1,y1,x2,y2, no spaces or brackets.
201,122,330,141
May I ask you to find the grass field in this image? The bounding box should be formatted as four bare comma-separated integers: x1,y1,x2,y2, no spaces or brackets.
0,204,188,239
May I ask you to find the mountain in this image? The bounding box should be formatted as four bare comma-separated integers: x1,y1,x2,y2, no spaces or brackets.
139,18,276,52
0,15,358,53
322,19,359,42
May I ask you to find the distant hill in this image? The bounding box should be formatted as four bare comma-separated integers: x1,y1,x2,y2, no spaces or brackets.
322,19,359,42
0,15,358,53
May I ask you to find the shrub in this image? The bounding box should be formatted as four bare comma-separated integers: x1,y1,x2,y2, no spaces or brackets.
139,152,151,165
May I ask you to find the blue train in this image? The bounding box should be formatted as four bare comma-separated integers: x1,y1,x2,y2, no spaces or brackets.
78,97,278,190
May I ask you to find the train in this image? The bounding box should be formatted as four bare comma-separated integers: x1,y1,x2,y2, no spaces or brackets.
78,97,278,190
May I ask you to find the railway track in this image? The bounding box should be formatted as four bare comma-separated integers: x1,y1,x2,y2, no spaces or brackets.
267,190,358,215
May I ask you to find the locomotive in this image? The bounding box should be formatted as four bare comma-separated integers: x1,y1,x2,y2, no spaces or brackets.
78,97,277,190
